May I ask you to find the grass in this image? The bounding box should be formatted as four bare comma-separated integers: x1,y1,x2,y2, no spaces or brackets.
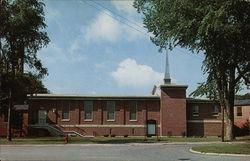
192,143,250,154
0,135,249,145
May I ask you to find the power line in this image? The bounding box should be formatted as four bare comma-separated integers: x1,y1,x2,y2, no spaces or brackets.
53,0,205,60
84,0,204,60
88,1,205,60
81,0,150,37
91,0,147,33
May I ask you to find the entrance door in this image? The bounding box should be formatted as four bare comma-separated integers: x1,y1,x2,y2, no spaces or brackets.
38,110,47,124
147,120,156,136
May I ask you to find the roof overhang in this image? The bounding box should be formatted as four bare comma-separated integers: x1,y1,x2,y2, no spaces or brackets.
187,98,219,104
160,84,188,89
28,94,160,101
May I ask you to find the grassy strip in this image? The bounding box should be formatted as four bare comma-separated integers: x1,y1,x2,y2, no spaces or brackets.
0,136,248,145
192,143,250,154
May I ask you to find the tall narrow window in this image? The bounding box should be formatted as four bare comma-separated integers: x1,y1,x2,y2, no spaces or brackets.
62,102,70,120
84,101,93,120
107,101,115,121
237,106,242,116
212,105,219,115
129,101,137,121
192,105,199,116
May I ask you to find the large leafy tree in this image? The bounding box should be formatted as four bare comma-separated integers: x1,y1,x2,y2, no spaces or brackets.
0,0,49,141
134,0,250,140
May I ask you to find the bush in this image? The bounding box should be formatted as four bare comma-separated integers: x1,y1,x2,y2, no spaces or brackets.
167,131,172,137
181,132,186,137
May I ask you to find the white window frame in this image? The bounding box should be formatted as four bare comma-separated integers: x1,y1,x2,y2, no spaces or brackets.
129,101,137,121
84,101,93,121
107,101,115,121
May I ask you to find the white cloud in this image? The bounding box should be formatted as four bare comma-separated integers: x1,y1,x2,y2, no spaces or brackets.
84,11,121,42
111,0,136,15
38,43,86,63
45,6,60,21
111,58,164,88
83,11,144,42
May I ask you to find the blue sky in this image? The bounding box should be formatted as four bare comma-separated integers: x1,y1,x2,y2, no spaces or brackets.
37,0,207,95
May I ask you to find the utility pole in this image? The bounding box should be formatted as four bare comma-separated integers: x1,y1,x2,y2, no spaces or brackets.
7,89,12,141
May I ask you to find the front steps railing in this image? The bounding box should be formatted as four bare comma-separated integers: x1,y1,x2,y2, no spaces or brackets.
29,124,85,137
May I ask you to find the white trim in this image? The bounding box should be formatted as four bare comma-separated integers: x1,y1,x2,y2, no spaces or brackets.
61,119,70,122
84,119,93,122
188,120,222,123
60,124,161,128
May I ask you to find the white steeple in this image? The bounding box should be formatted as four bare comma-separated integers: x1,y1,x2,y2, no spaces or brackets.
164,49,171,84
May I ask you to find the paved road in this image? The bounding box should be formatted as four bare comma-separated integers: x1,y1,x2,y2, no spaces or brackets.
0,144,249,161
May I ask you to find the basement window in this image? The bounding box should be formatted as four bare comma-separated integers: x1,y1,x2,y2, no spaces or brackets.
107,101,115,121
84,101,93,120
62,102,70,120
192,105,199,116
237,106,242,116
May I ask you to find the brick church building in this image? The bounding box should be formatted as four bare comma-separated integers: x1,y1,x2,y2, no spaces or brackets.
0,54,249,137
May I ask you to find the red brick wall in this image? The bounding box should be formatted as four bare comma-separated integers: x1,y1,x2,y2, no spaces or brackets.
187,122,222,136
186,102,222,120
234,105,250,128
0,110,29,137
160,86,187,136
29,99,160,136
186,102,222,136
0,115,7,137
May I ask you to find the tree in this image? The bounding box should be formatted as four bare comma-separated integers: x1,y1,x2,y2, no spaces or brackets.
235,93,250,100
0,0,49,141
134,0,250,140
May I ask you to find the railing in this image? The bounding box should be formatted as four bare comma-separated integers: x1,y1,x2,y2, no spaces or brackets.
29,124,85,137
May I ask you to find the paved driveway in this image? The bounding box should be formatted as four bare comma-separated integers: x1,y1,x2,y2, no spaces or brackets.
0,144,249,161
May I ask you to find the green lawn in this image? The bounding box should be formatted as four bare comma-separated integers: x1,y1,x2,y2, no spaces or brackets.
0,136,248,145
192,143,250,154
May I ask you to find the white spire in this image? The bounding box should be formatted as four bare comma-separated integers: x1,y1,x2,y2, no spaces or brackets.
164,49,171,84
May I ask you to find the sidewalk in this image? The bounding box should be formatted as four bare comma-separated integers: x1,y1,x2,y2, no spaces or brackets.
0,141,248,147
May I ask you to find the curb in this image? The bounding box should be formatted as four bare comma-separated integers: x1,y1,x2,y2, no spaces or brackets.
0,142,218,147
189,148,250,157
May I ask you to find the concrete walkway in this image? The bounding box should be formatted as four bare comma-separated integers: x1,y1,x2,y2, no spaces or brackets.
1,143,249,161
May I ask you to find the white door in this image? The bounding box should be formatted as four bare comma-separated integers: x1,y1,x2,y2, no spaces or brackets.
38,110,47,124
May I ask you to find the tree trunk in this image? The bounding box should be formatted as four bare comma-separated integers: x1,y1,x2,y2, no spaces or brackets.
225,113,234,140
224,91,235,141
221,107,225,142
